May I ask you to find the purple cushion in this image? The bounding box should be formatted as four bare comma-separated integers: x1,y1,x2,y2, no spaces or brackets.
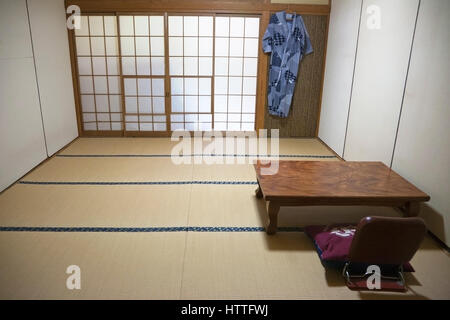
304,224,414,272
304,225,356,261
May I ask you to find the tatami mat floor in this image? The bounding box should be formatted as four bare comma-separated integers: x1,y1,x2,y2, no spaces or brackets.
0,137,449,299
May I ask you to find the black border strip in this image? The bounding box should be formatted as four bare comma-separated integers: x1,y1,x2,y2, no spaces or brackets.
18,181,258,185
0,226,303,233
56,154,337,158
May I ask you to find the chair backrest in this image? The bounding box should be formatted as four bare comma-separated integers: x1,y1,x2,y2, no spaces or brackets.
348,216,426,265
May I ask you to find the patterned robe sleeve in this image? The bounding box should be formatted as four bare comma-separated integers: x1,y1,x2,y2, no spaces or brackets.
262,21,274,53
302,22,313,55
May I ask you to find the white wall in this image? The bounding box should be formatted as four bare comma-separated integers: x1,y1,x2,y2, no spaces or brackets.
343,0,419,165
392,0,450,245
318,0,450,245
27,0,78,156
0,0,47,191
318,0,361,157
0,0,78,192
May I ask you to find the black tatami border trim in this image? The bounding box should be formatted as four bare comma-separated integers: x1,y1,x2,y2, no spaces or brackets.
18,181,258,185
56,154,337,158
0,226,303,233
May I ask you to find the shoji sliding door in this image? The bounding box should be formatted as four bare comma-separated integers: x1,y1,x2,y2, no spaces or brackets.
75,15,123,132
168,14,260,132
213,16,260,131
168,15,214,131
73,13,260,135
119,15,167,133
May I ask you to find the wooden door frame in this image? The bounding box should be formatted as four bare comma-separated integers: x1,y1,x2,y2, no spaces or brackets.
66,0,331,137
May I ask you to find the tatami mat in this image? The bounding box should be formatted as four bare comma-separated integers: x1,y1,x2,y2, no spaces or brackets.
192,163,257,181
0,137,449,300
188,185,266,227
0,232,186,299
0,184,190,227
22,157,193,182
60,137,182,155
0,231,447,300
273,138,337,156
278,206,403,227
0,184,402,229
187,184,402,228
180,233,450,300
60,137,337,157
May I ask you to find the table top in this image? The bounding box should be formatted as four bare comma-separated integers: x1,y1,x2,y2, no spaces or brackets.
254,161,430,203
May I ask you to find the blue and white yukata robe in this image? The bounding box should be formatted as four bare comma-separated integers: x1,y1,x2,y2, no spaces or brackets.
263,11,313,118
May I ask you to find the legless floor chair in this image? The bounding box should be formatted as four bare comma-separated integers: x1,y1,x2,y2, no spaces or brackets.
305,216,426,292
343,216,426,291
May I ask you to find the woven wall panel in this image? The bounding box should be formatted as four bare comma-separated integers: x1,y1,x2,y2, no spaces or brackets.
264,14,327,137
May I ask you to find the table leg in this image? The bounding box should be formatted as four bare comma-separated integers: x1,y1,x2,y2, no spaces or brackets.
255,182,263,199
403,201,421,217
266,201,280,235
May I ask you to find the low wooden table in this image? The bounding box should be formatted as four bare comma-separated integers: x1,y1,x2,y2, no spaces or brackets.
254,161,430,235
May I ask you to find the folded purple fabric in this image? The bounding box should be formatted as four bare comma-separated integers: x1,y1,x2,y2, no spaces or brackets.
304,224,414,272
304,225,355,261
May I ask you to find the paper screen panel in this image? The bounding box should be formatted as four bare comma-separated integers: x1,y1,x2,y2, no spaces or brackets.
214,16,259,131
75,15,122,131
